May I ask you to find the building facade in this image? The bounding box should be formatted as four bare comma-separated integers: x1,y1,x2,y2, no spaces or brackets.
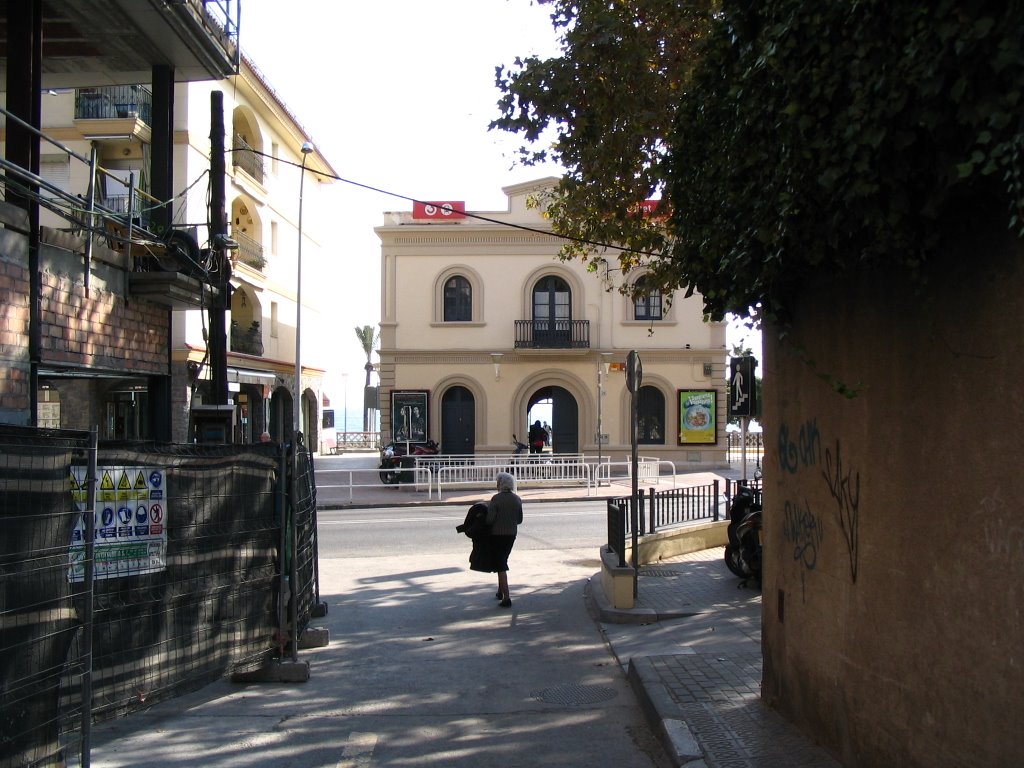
376,178,729,467
1,27,336,448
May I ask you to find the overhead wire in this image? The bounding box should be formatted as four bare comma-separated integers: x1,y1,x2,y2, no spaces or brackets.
234,148,666,260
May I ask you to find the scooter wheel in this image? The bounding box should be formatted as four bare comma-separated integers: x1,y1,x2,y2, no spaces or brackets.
379,468,398,485
724,545,750,578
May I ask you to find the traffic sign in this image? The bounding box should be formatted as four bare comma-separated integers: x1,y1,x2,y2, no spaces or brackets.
729,357,758,418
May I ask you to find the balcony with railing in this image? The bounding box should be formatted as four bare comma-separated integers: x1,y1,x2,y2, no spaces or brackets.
514,319,590,349
231,321,264,356
232,232,266,271
232,135,264,184
75,85,153,125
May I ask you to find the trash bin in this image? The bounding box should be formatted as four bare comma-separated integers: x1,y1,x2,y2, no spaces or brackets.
399,455,416,484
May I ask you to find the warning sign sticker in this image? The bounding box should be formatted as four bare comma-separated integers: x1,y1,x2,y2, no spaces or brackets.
68,465,168,582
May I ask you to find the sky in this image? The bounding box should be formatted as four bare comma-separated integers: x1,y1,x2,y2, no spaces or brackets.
239,0,564,406
238,1,761,411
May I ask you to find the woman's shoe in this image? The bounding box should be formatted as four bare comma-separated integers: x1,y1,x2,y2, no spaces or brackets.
499,598,512,608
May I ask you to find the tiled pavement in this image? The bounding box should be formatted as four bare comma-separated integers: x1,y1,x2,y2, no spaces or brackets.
592,548,841,768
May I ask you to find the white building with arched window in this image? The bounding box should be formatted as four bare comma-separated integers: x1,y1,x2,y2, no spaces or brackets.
376,178,729,468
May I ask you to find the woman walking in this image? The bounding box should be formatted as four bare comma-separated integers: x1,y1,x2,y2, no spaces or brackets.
486,472,522,608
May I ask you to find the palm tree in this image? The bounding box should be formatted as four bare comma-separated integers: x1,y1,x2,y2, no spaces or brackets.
354,325,379,431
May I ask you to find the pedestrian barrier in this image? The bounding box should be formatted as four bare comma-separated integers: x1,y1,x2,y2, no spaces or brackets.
434,455,592,499
314,465,433,499
607,480,722,544
594,458,676,487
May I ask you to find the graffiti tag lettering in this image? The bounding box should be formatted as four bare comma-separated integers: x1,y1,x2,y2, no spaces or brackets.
822,439,860,583
778,418,821,475
783,498,824,570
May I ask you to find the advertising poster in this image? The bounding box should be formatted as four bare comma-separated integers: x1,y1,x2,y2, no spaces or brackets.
678,389,717,445
391,390,428,443
68,465,168,582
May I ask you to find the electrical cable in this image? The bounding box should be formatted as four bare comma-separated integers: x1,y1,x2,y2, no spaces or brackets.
231,147,666,260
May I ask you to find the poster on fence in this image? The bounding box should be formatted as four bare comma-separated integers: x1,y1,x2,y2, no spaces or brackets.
68,465,168,582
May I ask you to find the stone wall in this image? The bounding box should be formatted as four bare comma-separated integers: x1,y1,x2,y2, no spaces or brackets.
761,229,1024,767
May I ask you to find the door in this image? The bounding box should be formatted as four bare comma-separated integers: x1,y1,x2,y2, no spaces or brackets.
441,386,475,455
551,386,578,453
532,276,571,347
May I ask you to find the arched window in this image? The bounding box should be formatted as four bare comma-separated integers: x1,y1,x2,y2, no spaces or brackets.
637,386,665,444
634,275,663,321
443,275,472,321
532,275,572,347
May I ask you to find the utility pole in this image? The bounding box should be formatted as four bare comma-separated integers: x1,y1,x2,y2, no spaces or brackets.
208,91,229,407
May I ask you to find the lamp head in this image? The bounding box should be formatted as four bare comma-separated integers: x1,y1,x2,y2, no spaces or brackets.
300,142,314,155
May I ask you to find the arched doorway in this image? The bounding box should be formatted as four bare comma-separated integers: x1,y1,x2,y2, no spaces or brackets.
441,386,475,455
532,275,571,347
269,386,292,443
527,385,578,454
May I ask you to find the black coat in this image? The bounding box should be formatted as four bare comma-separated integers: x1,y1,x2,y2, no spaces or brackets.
456,503,497,572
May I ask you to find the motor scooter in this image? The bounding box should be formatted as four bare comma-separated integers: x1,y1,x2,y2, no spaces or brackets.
378,439,439,484
724,483,763,586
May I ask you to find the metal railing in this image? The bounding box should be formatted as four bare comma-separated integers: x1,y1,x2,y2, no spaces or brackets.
314,465,433,500
514,319,590,348
233,231,266,270
593,457,675,487
230,323,264,355
606,481,723,564
433,454,592,498
74,85,152,124
232,135,265,183
330,431,381,452
727,430,764,463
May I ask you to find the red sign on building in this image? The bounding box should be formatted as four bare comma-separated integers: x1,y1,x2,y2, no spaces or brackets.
412,201,466,220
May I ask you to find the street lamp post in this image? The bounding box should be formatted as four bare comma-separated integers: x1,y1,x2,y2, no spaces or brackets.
342,372,349,442
286,140,314,666
597,352,612,486
292,142,314,443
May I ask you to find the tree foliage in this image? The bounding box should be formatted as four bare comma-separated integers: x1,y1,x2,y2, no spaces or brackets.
664,0,1024,324
494,1,1024,325
491,0,716,271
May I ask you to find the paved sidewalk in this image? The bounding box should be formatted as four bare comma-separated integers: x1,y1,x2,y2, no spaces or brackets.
588,548,842,768
320,454,841,766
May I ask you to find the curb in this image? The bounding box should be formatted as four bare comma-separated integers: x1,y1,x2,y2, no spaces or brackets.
627,657,707,768
584,571,708,625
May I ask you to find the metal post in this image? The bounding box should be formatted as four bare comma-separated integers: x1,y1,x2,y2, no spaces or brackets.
80,426,98,768
741,415,749,484
84,146,97,288
293,142,313,443
291,142,313,663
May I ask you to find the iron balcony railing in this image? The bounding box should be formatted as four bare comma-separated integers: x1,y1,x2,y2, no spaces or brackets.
514,319,590,349
74,85,153,124
233,231,266,270
230,323,264,356
232,135,265,183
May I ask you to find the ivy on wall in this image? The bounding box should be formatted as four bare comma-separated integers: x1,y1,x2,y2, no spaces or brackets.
659,0,1024,325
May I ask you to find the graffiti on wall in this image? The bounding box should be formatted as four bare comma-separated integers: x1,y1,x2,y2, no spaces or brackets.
823,438,861,583
777,418,862,583
783,497,824,570
778,418,821,474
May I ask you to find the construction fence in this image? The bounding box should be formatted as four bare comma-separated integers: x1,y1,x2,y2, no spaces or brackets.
0,425,319,768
